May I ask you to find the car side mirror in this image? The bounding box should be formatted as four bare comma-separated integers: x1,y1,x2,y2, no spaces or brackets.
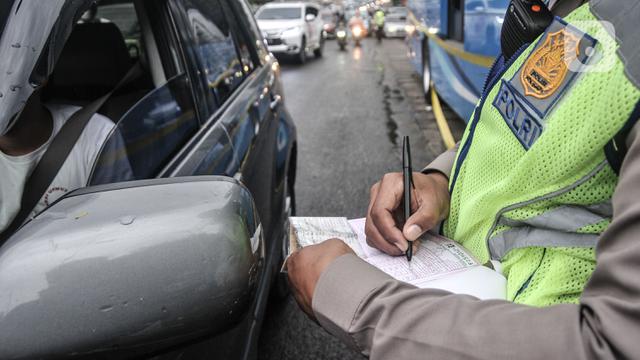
305,13,316,22
0,177,264,359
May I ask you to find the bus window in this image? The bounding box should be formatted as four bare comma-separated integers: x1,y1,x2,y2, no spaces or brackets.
448,0,464,42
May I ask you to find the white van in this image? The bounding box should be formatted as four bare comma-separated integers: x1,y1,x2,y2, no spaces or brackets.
256,2,325,63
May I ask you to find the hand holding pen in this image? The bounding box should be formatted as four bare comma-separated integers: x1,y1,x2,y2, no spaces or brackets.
364,139,451,258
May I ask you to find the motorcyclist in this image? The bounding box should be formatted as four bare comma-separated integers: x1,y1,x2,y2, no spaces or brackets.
348,12,366,39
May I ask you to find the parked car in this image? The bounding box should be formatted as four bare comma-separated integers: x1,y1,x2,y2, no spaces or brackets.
383,13,409,38
406,0,508,120
255,2,325,64
0,0,297,359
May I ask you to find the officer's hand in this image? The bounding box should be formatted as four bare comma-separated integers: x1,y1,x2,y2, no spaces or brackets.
287,238,355,320
366,172,450,255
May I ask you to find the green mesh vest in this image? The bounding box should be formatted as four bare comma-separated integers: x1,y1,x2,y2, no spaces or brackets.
444,5,640,306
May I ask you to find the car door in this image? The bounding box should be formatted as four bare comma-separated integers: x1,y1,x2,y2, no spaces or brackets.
166,0,280,243
144,0,274,357
160,0,287,357
218,0,281,241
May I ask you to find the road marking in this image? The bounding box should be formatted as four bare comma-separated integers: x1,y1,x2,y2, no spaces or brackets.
430,82,457,149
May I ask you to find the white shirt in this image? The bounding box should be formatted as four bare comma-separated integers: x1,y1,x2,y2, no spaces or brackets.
0,103,115,232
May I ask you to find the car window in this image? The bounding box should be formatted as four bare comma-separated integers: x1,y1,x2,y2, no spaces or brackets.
180,0,245,114
387,15,407,22
89,4,143,60
90,74,199,184
234,0,270,64
227,5,256,76
0,1,13,40
256,7,302,20
305,6,319,17
82,1,199,184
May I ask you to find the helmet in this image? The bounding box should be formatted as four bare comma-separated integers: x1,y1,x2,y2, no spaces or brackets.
0,0,91,135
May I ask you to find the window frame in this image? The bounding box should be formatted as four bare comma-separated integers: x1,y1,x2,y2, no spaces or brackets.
220,0,262,71
227,0,269,66
447,0,464,42
163,0,220,125
140,0,186,80
305,5,319,17
169,0,256,121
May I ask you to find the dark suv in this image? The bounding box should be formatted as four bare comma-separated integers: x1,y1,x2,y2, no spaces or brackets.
0,0,296,359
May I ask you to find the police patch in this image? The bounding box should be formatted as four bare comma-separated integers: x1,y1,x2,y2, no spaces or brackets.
493,81,543,150
509,17,598,118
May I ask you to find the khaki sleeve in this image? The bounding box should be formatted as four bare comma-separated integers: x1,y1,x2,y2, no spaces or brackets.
421,142,459,179
311,125,640,359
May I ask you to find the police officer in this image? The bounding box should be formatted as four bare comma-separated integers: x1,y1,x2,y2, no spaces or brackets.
288,0,640,358
373,8,385,40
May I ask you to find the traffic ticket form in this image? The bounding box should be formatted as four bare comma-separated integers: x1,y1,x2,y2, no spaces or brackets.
289,217,506,300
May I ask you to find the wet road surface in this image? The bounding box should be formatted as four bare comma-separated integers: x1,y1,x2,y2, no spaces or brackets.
258,37,465,359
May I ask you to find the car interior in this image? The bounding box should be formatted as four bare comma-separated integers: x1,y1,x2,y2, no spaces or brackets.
34,0,268,186
42,1,162,123
39,0,208,184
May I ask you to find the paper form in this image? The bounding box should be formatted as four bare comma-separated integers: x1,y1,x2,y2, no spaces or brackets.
348,218,479,283
346,217,385,258
289,217,506,300
289,217,365,256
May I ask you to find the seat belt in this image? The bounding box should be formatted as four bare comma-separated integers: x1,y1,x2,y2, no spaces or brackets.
0,62,143,244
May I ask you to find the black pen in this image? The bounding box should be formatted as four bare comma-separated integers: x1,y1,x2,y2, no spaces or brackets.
402,136,413,262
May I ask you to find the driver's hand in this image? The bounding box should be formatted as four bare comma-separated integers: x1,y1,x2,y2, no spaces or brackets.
365,172,450,255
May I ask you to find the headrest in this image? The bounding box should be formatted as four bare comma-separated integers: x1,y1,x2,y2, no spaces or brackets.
47,22,132,101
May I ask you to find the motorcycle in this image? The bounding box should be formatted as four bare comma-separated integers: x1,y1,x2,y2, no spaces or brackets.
336,28,347,51
351,24,365,47
375,23,384,43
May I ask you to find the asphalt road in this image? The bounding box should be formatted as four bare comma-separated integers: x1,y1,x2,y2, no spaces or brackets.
257,37,465,359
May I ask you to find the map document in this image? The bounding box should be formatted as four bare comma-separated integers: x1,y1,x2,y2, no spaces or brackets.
288,217,506,300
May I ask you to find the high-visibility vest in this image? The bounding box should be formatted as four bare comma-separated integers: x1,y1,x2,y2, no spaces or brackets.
444,2,640,306
374,11,385,27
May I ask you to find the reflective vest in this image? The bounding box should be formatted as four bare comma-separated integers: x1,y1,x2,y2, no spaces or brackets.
374,11,385,27
444,3,640,306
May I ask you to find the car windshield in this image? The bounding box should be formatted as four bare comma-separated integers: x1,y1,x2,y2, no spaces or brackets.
387,15,406,22
388,7,407,15
256,7,301,20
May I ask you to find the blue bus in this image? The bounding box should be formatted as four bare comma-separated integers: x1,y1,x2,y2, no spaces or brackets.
406,0,509,121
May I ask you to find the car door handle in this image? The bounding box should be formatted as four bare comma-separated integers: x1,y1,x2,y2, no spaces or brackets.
270,94,282,111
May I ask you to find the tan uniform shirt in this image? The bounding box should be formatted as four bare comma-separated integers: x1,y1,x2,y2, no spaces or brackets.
312,125,640,359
